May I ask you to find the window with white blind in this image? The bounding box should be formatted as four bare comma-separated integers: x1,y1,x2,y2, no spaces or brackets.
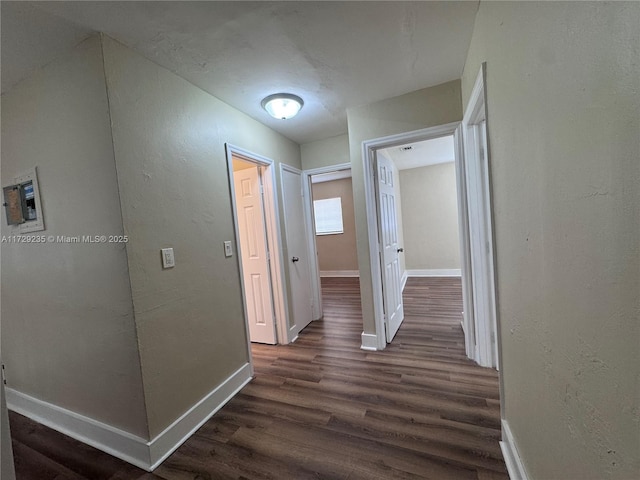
313,197,344,235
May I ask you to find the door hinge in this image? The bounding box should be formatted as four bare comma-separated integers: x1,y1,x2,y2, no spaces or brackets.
259,184,264,195
266,250,271,261
2,364,6,385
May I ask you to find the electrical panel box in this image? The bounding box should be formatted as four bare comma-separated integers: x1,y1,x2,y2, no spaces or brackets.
2,167,45,233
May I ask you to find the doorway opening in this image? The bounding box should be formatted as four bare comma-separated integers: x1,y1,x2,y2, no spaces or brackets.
361,122,464,351
376,135,462,341
300,163,356,324
361,104,499,371
226,144,290,348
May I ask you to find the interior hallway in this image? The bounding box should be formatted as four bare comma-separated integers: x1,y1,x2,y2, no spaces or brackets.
9,277,505,479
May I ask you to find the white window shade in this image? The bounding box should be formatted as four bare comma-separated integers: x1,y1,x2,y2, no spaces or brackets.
313,197,344,235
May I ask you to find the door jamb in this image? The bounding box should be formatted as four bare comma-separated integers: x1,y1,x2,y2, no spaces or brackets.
301,163,352,321
225,144,291,355
362,122,462,351
462,63,501,370
454,128,476,360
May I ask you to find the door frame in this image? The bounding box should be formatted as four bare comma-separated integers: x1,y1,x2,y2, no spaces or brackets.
462,63,501,369
301,162,353,321
362,122,465,351
225,144,291,349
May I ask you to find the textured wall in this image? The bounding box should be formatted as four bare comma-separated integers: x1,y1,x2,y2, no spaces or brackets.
102,36,301,438
301,134,350,170
347,80,463,335
0,36,148,438
399,162,460,270
463,2,640,478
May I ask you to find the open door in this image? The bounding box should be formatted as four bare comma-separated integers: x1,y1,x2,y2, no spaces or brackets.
375,151,404,342
281,165,313,339
233,164,277,344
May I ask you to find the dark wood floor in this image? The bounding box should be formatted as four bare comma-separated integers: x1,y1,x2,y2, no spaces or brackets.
10,277,506,480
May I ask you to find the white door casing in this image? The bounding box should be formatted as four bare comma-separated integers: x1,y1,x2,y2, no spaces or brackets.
462,63,499,369
234,166,277,344
301,162,353,322
375,152,404,342
362,122,462,351
226,144,291,358
454,126,477,360
280,165,313,340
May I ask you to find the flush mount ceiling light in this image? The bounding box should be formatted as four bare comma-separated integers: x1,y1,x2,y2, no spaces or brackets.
261,93,304,120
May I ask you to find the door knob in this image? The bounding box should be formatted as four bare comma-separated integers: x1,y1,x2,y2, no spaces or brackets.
292,256,299,262
397,248,404,253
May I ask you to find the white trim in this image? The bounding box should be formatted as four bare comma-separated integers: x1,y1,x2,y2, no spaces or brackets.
310,169,351,184
7,363,253,472
362,122,461,351
401,271,408,291
148,363,252,469
360,332,378,351
500,419,529,480
304,163,352,177
302,162,352,322
319,270,359,278
6,388,151,470
461,63,500,370
454,125,476,361
406,269,461,277
226,144,291,348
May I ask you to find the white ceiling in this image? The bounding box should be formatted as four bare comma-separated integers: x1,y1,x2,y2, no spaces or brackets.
1,1,479,145
380,135,454,171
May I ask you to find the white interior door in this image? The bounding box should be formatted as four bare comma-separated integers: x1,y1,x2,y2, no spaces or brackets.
376,152,404,342
281,166,313,339
234,167,277,344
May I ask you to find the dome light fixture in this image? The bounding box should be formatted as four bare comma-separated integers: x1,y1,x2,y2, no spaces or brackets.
261,93,304,120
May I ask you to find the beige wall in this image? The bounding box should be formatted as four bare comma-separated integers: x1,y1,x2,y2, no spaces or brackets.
0,36,148,438
348,80,463,335
463,2,640,478
399,162,460,270
301,134,349,170
311,178,358,272
101,36,301,438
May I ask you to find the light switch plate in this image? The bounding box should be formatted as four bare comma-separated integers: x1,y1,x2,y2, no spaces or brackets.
224,241,233,257
161,248,175,268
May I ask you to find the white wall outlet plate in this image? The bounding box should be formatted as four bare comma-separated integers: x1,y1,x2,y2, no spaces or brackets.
161,248,175,268
224,241,233,257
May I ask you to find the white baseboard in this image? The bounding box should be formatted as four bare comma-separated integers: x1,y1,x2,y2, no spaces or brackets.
6,362,253,472
360,332,378,351
6,388,151,469
401,271,408,291
148,362,252,469
406,269,461,277
319,270,360,277
500,419,529,480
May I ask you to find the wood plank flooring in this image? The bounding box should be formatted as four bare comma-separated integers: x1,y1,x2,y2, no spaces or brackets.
10,276,506,479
